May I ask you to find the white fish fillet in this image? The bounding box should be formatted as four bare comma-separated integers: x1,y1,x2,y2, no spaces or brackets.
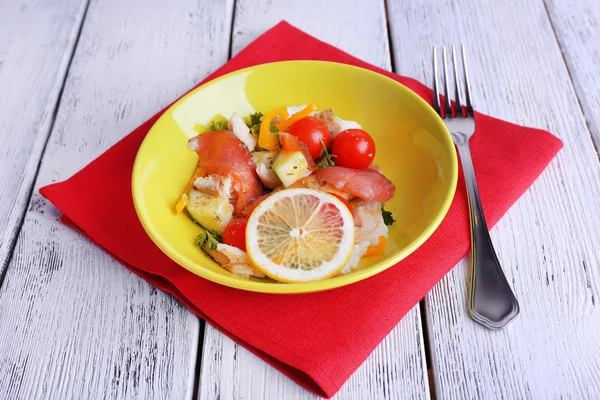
252,151,281,189
194,174,234,199
314,108,362,138
229,112,257,150
207,243,266,278
353,201,388,246
340,241,370,274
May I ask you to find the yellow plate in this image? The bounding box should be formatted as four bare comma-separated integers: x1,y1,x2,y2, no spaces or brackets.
132,61,457,294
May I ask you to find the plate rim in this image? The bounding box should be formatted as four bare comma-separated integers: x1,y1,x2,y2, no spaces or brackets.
131,60,458,294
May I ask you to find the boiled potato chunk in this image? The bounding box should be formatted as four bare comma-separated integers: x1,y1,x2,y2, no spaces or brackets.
186,189,233,234
272,150,312,187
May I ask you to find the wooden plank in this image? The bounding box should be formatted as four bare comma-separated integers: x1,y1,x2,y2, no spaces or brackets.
544,0,600,151
0,0,88,279
0,0,234,398
387,0,600,398
198,1,430,399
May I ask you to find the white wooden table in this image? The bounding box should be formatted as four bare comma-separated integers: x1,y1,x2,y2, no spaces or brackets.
1,0,599,398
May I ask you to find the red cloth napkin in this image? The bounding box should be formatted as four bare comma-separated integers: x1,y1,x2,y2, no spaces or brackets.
40,21,562,398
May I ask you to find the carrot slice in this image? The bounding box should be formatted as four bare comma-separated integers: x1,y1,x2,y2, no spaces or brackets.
363,236,387,257
174,165,203,213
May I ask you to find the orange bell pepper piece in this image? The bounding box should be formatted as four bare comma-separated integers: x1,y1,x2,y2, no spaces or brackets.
259,108,288,150
174,165,203,213
276,103,318,132
363,236,387,257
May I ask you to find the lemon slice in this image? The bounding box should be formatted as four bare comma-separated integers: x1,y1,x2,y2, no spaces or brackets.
246,188,355,282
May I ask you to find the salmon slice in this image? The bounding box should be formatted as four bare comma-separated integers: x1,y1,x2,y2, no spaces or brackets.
188,130,263,215
314,166,395,202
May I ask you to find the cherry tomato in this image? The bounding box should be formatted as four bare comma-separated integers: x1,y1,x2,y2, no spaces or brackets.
330,193,352,212
222,218,248,251
288,117,331,159
330,129,376,169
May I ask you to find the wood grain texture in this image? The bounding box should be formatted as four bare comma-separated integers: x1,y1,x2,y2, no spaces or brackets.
198,1,430,399
230,0,391,69
0,0,234,398
545,0,600,152
387,0,600,398
0,0,87,279
200,317,428,400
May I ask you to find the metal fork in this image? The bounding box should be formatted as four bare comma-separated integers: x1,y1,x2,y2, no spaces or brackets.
433,46,519,330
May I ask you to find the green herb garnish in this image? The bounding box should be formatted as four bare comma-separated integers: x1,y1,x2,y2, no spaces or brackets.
316,139,336,169
195,230,221,250
270,123,279,134
209,120,229,131
246,111,264,137
247,111,263,127
381,204,396,226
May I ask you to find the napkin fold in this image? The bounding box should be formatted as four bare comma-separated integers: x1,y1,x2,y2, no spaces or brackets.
40,21,563,398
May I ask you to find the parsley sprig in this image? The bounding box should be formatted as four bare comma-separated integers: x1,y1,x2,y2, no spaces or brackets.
195,230,221,250
381,204,396,226
245,112,263,137
209,120,228,131
316,140,336,169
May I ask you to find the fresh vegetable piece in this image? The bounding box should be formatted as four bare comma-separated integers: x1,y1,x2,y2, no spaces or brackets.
259,108,288,150
252,151,281,189
331,193,352,212
246,112,263,128
363,236,387,257
245,188,355,282
330,129,376,169
245,111,263,138
252,150,277,166
222,218,249,251
276,103,318,131
278,131,316,170
175,165,204,213
209,120,229,131
195,229,222,251
288,116,331,159
186,189,234,235
316,139,336,169
381,204,395,226
272,150,312,187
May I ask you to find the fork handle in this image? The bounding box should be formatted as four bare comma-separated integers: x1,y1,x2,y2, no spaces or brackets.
456,142,520,330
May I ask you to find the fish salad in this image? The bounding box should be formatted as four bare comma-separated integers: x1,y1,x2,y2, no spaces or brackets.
175,103,396,282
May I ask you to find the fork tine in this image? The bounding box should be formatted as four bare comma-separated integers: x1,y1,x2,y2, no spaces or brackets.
442,46,452,117
452,46,463,117
461,45,473,113
433,47,441,114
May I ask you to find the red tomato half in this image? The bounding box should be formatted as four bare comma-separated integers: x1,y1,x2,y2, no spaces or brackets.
288,117,331,159
222,218,248,251
330,129,376,169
